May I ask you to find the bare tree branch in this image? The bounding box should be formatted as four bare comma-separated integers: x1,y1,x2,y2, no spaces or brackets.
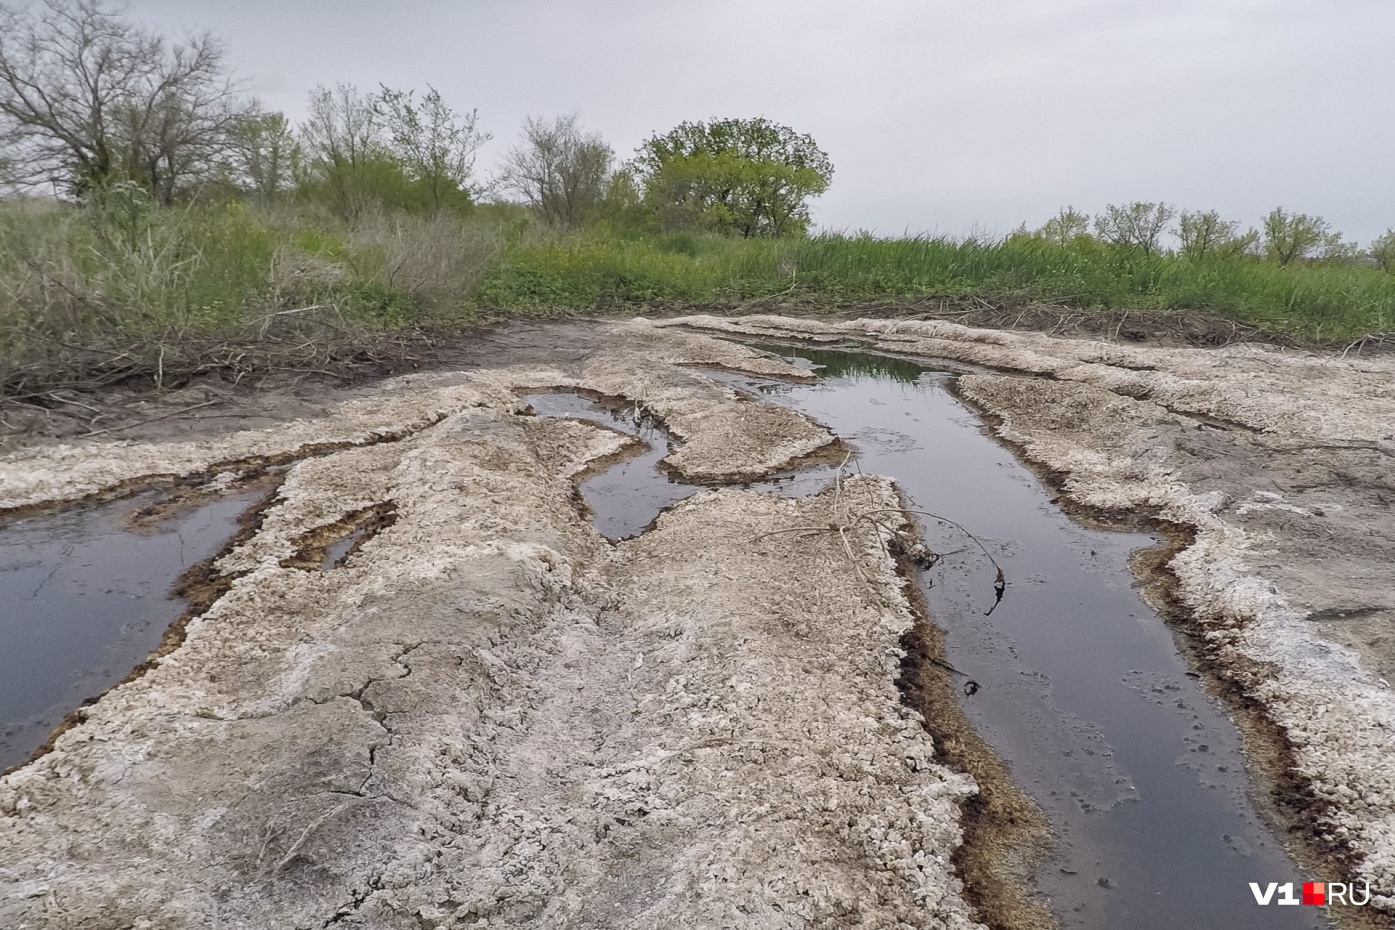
497,113,612,228
0,0,251,201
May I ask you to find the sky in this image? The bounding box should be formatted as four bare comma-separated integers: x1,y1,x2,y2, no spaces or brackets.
122,0,1393,244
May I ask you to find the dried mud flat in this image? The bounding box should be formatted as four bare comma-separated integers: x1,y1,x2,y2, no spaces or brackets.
0,325,980,929
1,316,1393,928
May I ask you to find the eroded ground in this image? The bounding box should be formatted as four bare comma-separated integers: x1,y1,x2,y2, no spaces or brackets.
1,316,1392,927
665,315,1395,919
0,326,980,929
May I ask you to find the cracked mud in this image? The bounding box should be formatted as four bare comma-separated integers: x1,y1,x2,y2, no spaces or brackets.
1,317,1391,928
664,315,1395,925
1,325,978,929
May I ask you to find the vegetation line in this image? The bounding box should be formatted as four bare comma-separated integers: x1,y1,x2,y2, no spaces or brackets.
1,1,1392,400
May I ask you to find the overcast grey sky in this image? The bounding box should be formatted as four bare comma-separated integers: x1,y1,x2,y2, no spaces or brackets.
126,0,1393,243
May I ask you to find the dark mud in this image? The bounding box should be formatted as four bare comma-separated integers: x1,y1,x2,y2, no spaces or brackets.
279,501,399,572
0,488,262,773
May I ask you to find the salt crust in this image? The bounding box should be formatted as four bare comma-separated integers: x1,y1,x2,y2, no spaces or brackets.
0,326,982,929
662,314,1395,912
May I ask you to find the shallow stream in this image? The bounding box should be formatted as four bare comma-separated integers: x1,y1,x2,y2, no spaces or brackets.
541,346,1326,930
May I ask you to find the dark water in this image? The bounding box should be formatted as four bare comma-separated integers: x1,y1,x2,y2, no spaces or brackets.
524,391,839,539
322,525,370,570
553,347,1324,929
0,490,257,772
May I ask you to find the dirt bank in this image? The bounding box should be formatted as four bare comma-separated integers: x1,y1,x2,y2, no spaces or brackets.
664,314,1395,917
0,324,983,929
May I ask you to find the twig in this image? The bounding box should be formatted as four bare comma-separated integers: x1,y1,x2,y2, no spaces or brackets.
257,304,324,338
41,393,104,415
850,507,1004,576
81,399,220,437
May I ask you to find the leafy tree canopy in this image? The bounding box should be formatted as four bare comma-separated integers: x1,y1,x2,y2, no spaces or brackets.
633,117,832,238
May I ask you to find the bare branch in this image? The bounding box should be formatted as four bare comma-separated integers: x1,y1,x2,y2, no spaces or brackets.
0,0,251,200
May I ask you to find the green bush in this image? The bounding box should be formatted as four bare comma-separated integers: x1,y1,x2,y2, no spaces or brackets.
4,199,1391,395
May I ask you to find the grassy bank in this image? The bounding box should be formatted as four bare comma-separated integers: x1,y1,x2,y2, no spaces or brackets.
477,232,1395,341
3,199,1393,396
0,196,502,394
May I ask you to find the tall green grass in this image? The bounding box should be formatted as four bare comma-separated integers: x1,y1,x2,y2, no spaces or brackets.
0,193,501,392
3,199,1391,396
475,232,1395,340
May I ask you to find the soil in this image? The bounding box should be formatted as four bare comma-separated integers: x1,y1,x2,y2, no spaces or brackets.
0,322,610,454
5,303,1383,456
664,314,1395,921
2,315,1392,927
0,323,981,929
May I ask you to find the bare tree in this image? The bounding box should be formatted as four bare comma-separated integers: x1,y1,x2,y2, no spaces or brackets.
1262,207,1332,265
498,114,613,228
0,0,249,202
1176,210,1258,261
1036,206,1090,245
378,85,488,212
1094,202,1176,255
297,83,384,217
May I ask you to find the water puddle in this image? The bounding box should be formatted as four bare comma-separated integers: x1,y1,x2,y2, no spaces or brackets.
321,526,370,570
555,346,1322,929
0,488,261,773
524,390,838,538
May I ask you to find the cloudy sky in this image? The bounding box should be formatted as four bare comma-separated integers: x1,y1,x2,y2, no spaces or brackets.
125,0,1393,243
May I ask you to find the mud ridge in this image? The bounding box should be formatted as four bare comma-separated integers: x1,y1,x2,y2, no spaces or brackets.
279,502,400,572
525,385,853,545
0,412,457,519
526,383,849,488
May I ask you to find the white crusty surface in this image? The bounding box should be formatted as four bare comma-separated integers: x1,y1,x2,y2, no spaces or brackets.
0,320,830,511
663,314,1395,913
0,329,979,930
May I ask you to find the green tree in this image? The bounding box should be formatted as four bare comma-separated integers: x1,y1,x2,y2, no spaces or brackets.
1036,206,1090,245
633,117,832,238
599,167,646,230
1370,229,1395,273
1094,202,1175,255
297,83,384,217
1262,208,1332,265
377,85,486,214
229,109,297,197
1176,210,1258,261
